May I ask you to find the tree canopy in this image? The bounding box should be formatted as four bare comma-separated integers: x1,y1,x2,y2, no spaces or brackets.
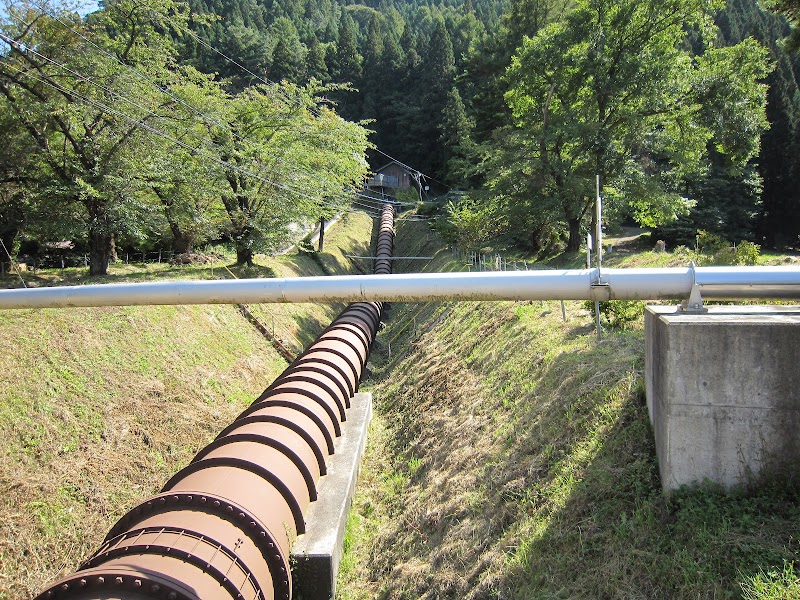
0,0,370,273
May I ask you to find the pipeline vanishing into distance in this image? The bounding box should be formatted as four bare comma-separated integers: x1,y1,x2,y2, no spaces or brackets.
34,203,396,600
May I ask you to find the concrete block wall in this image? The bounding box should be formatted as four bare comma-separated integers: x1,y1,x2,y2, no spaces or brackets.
645,305,800,492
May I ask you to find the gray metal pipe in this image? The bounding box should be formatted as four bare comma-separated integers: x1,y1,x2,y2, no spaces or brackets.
1,266,799,309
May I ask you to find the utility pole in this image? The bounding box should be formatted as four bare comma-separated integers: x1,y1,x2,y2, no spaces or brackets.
318,217,325,252
595,174,603,271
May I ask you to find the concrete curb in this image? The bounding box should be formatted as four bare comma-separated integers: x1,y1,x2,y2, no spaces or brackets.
291,391,373,599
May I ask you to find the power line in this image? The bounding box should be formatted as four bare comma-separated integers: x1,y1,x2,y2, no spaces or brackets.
3,5,405,223
353,192,417,207
28,1,446,195
177,13,446,188
16,5,344,193
181,27,324,120
0,238,27,288
1,61,368,217
2,10,382,220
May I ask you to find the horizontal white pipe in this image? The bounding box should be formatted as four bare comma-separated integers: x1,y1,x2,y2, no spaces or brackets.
1,267,799,309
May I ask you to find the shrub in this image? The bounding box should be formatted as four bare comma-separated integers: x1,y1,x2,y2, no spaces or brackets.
583,300,644,329
732,240,761,265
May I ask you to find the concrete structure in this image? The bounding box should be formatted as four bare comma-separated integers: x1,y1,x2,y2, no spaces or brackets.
291,392,373,600
645,305,800,491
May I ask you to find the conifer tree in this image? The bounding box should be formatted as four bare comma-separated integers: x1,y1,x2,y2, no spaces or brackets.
305,35,329,81
360,13,384,120
329,12,362,82
269,18,306,83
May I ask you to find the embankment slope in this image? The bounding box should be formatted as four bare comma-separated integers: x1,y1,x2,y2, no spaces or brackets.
341,218,800,600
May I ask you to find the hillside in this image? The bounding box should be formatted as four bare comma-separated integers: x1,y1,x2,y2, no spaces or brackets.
0,212,374,598
339,218,800,599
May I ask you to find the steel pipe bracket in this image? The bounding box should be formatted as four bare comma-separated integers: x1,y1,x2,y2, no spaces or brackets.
679,261,708,313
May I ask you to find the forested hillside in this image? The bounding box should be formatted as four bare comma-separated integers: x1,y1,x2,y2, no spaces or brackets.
1,0,799,276
179,0,800,251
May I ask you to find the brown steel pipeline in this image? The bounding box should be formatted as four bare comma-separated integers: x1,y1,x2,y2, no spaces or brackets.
33,204,395,600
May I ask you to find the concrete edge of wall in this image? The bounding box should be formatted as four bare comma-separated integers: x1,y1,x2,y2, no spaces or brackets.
291,391,373,600
645,305,800,492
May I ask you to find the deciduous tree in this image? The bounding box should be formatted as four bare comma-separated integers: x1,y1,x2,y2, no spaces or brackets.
502,0,771,251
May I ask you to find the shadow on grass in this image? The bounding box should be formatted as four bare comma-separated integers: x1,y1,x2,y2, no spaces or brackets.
367,298,800,600
500,422,800,599
1,261,279,289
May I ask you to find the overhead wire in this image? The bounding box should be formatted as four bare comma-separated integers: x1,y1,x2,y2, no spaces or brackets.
181,27,324,120
12,4,359,204
4,3,425,220
178,11,446,189
353,192,417,207
0,238,27,288
0,60,369,218
0,17,381,221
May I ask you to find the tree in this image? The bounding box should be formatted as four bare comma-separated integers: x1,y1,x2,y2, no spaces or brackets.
719,0,800,246
269,18,306,83
0,95,34,273
213,83,370,265
0,0,192,274
359,12,384,121
137,77,229,254
766,0,800,50
409,18,456,178
305,35,329,81
503,0,771,251
327,11,362,120
439,86,476,185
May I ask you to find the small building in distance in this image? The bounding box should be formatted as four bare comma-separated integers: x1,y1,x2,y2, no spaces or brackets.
365,161,415,191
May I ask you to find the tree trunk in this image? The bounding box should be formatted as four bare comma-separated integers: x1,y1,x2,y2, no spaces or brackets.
87,205,112,276
567,217,582,252
89,228,112,275
173,233,194,255
236,246,254,266
155,190,194,255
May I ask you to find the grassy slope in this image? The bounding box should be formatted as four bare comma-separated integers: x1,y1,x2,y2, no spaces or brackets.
0,212,374,598
340,221,800,599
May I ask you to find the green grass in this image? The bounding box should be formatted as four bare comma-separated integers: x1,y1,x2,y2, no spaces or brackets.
0,211,377,599
338,220,800,600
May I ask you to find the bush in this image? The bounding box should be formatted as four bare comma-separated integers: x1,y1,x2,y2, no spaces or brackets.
583,300,644,329
732,240,761,265
689,233,761,266
442,194,505,251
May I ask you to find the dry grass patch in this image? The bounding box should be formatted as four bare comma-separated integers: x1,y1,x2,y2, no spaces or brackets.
0,304,287,597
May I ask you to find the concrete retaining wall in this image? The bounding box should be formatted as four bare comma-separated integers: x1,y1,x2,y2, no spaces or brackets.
645,305,800,492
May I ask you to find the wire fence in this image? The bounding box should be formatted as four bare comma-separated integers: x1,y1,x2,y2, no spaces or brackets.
0,250,184,274
452,249,535,272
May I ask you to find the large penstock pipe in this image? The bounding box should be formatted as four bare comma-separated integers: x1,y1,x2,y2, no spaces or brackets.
33,205,395,600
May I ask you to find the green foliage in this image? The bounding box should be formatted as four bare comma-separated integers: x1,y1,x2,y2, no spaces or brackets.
692,231,762,265
0,0,194,273
742,561,800,599
583,300,644,329
0,1,371,273
441,194,505,250
734,241,763,265
498,0,771,251
764,0,800,50
213,81,370,265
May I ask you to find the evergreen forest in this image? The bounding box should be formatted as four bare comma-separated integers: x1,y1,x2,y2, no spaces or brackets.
1,0,799,274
